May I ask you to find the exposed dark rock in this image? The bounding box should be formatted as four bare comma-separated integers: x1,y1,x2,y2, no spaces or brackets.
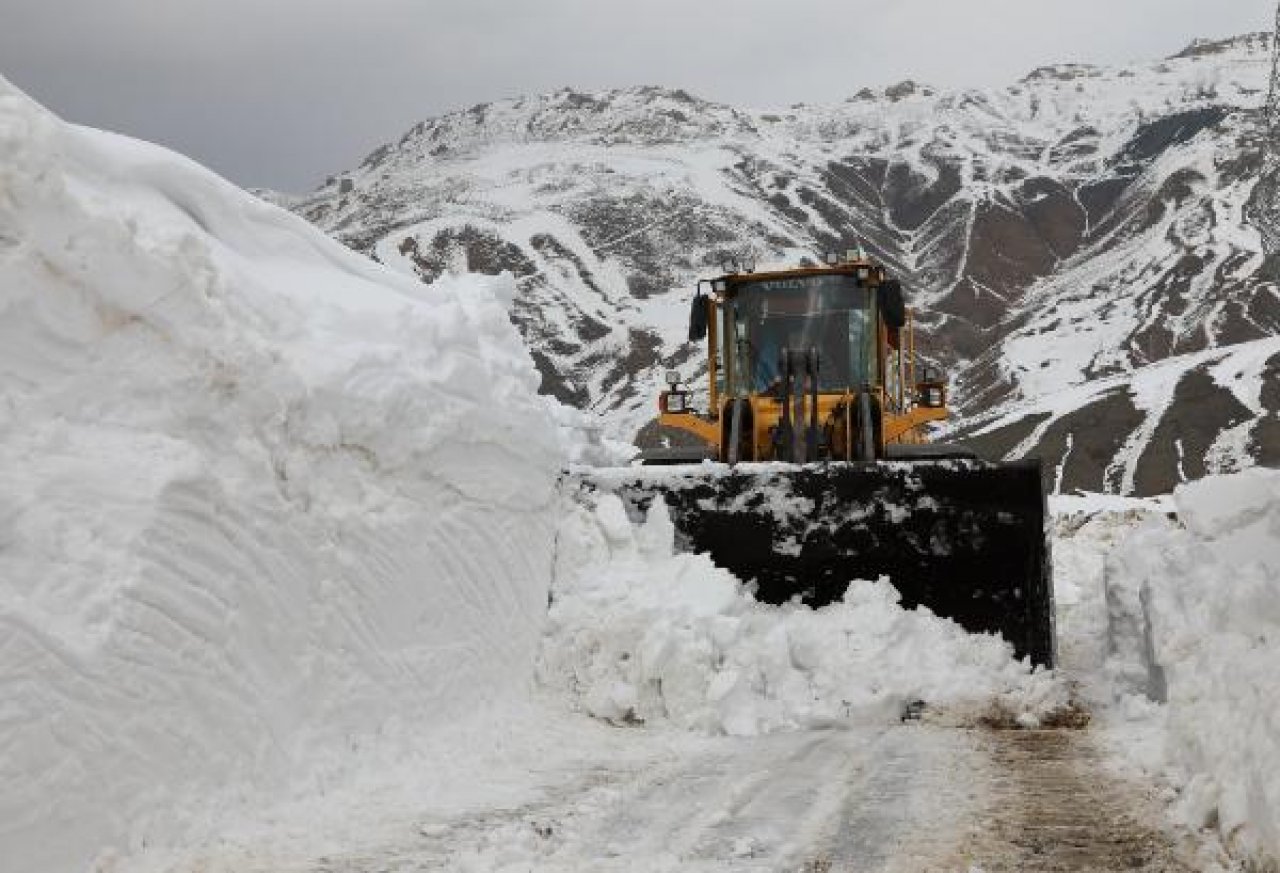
530,233,607,299
1022,64,1102,83
950,412,1053,462
1170,34,1269,60
1112,108,1228,175
883,156,963,231
1036,389,1147,494
1132,366,1255,493
885,80,921,101
1047,127,1101,164
933,200,1066,337
1218,132,1264,186
407,226,537,283
1077,178,1130,229
1254,352,1280,467
1018,177,1087,261
529,349,589,406
1141,168,1208,229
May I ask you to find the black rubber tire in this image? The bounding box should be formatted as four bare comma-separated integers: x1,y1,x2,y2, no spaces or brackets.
857,391,876,461
727,399,745,465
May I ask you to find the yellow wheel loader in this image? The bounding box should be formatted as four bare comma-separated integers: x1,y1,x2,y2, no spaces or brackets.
571,255,1055,667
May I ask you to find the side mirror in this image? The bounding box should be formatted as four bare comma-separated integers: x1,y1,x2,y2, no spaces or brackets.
878,280,906,329
688,293,709,342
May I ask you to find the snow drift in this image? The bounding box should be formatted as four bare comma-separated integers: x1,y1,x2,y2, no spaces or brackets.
1105,468,1280,865
541,493,1067,736
0,77,568,873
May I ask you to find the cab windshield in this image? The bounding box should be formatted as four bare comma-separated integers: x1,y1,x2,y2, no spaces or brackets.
728,274,876,394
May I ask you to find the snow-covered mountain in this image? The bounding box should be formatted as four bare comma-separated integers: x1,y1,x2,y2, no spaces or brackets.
292,33,1279,496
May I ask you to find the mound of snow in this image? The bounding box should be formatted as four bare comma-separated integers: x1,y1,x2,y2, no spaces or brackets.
541,494,1066,736
1104,468,1280,864
0,77,573,873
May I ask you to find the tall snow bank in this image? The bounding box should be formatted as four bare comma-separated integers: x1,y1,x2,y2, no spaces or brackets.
1105,468,1280,864
0,77,568,873
541,494,1066,735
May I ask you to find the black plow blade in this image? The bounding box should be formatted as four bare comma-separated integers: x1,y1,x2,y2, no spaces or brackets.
568,460,1055,668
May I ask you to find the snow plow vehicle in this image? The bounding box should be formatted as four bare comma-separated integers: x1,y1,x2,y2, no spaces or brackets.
569,255,1055,667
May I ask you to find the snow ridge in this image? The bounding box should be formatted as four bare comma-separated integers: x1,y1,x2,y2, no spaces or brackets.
0,77,566,873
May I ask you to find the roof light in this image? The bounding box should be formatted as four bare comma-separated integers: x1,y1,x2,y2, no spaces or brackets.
825,252,840,265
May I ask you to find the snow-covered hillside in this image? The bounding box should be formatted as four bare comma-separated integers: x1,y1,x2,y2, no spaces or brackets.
293,34,1279,495
0,75,573,873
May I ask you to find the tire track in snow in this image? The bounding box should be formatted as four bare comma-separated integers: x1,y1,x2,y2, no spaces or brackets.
250,726,1214,872
955,729,1204,872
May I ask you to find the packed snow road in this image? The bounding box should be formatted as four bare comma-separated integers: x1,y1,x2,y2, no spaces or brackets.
295,723,1198,872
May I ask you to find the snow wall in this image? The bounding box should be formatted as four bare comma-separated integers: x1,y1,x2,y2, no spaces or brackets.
1106,468,1280,865
0,78,569,873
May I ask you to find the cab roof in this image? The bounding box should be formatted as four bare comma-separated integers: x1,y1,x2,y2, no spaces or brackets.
711,260,887,293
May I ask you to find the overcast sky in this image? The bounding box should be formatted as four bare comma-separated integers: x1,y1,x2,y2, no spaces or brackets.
2,0,1273,192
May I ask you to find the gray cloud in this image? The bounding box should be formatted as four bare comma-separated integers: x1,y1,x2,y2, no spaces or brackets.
1,0,1272,192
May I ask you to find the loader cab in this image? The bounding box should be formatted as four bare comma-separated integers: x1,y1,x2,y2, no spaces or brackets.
721,271,880,398
662,257,948,464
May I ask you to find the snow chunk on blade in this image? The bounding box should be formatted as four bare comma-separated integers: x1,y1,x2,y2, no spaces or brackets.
541,492,1067,736
565,460,1055,667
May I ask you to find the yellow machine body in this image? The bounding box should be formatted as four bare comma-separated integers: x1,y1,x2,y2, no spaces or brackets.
579,255,1057,667
655,260,950,463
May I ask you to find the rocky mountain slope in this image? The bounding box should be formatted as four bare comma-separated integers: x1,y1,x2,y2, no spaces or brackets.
290,33,1279,495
